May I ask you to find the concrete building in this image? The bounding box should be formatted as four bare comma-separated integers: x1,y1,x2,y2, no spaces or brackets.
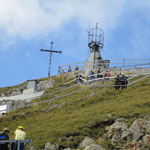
23,80,38,95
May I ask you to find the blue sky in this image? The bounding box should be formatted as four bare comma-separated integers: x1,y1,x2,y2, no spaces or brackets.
0,0,150,87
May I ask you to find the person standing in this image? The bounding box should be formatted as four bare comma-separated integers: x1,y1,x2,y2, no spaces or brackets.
12,126,26,150
89,70,94,83
0,128,10,150
114,75,121,90
76,73,81,84
68,66,72,72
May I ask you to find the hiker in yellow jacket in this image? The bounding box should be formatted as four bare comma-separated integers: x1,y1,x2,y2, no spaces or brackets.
15,126,26,140
12,126,26,150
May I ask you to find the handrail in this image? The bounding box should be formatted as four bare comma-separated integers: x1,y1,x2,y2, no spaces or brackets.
59,72,148,86
58,59,150,74
0,73,150,113
0,139,32,150
59,59,150,67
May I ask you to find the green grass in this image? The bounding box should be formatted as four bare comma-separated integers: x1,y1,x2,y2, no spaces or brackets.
0,74,150,149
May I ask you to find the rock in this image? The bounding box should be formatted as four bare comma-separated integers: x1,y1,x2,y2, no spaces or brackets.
143,115,150,120
143,134,150,146
44,142,59,150
144,120,150,134
84,144,104,150
121,130,133,141
128,119,145,141
111,134,121,144
48,105,60,111
0,85,26,97
63,148,72,150
38,79,55,91
79,137,94,148
125,140,141,150
106,118,128,148
107,114,112,118
107,118,127,140
116,118,126,122
105,117,150,149
31,146,37,150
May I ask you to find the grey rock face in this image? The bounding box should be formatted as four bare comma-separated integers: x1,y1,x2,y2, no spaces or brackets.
144,120,150,134
79,137,94,148
31,146,37,150
0,79,55,98
128,119,145,141
37,79,55,91
107,118,128,141
106,117,150,149
63,148,72,150
0,85,26,97
44,142,59,150
143,134,150,146
84,144,104,150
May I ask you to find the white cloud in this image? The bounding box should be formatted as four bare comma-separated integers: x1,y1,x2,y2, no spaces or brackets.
0,0,150,56
0,0,127,39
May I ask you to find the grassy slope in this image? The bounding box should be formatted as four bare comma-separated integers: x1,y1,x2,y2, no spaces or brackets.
0,74,150,149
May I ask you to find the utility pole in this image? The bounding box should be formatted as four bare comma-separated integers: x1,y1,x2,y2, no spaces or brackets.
41,41,62,77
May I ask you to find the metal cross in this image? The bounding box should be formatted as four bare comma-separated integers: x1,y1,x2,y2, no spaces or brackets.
41,41,62,77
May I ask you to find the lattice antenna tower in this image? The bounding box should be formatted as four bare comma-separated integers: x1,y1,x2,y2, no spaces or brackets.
88,23,104,53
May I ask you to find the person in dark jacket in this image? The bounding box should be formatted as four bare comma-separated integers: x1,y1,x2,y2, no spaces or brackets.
120,74,128,89
0,128,10,150
114,75,121,90
76,73,81,83
89,70,94,83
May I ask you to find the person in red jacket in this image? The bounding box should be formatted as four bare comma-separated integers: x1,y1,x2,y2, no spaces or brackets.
104,71,110,80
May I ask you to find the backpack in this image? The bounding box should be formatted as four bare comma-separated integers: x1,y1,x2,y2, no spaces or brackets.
0,132,7,140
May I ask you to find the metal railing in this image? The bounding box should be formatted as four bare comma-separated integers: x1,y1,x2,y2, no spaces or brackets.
0,139,32,150
58,59,150,74
0,73,150,114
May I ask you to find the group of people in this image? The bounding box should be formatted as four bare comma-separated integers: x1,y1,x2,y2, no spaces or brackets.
90,70,110,83
76,70,110,84
114,73,128,90
68,66,79,72
0,126,26,150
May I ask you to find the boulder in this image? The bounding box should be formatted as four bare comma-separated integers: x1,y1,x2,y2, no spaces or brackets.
79,137,94,148
143,134,150,146
38,79,55,91
84,144,104,150
128,119,145,141
31,146,37,150
125,140,141,150
144,120,150,134
44,142,59,150
107,118,127,140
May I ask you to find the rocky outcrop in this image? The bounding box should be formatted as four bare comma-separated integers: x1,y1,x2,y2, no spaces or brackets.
107,116,150,149
47,103,69,111
79,137,105,150
44,142,59,150
79,137,94,148
37,79,55,91
0,84,26,97
0,100,29,110
63,148,72,150
32,117,150,150
0,79,55,98
84,144,104,150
